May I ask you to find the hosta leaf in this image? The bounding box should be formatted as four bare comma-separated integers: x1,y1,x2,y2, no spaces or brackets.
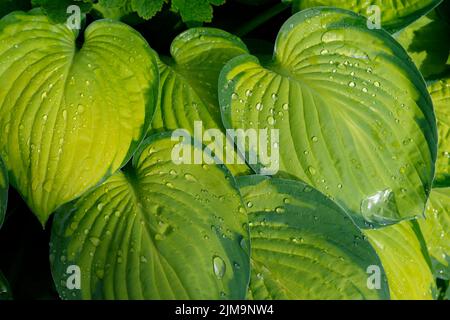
50,133,250,300
0,11,159,224
395,13,450,79
153,28,250,175
419,187,450,279
428,78,450,186
238,176,389,300
0,271,11,300
364,221,435,299
292,0,443,33
0,157,7,228
219,8,437,227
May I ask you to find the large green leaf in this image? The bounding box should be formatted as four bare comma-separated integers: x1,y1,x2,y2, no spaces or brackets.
419,187,450,279
364,221,435,299
428,78,450,186
394,12,450,79
153,27,250,176
0,157,7,228
219,8,437,227
50,133,250,299
292,0,443,33
0,271,11,300
0,10,159,224
238,176,389,300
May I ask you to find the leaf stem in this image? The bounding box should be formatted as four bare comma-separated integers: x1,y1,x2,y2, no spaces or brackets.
234,2,291,38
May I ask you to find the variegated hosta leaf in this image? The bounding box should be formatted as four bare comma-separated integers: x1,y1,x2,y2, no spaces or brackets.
0,157,7,228
395,13,450,79
292,0,443,33
152,28,250,176
419,187,450,279
238,176,389,300
50,133,250,300
219,8,437,227
364,221,435,299
428,78,450,186
0,10,159,224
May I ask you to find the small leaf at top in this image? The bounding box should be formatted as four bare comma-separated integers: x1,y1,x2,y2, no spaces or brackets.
292,0,443,33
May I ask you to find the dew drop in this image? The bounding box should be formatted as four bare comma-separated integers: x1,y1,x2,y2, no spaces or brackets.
213,256,226,279
308,166,316,175
89,237,100,246
184,173,197,182
275,207,285,214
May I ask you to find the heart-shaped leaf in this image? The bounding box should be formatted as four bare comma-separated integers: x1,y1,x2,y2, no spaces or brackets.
365,221,435,299
219,8,437,227
292,0,443,33
153,27,250,175
419,187,450,279
0,10,159,224
50,132,250,299
0,157,7,228
428,78,450,186
238,176,389,300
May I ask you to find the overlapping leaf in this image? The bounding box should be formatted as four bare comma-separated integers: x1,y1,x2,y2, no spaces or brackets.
0,10,159,224
365,221,435,299
428,78,450,186
51,133,250,299
153,28,250,175
219,8,437,227
292,0,443,32
395,13,450,79
419,187,450,279
238,176,389,300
